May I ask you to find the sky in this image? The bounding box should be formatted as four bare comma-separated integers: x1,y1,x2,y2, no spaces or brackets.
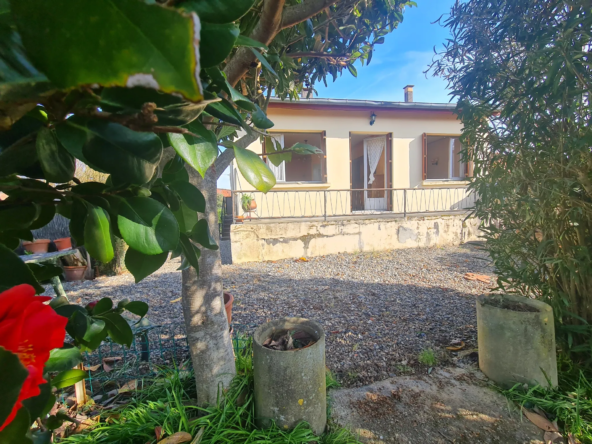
218,0,456,189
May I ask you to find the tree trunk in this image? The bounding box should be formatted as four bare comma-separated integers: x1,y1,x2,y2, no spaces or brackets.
182,164,236,406
100,236,127,275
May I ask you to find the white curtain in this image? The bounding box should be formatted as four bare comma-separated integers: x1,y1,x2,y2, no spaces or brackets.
366,137,385,185
267,134,285,182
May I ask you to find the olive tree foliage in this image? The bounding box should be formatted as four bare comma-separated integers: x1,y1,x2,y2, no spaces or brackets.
431,0,592,356
0,0,415,407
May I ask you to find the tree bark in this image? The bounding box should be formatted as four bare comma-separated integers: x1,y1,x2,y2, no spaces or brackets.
182,163,236,406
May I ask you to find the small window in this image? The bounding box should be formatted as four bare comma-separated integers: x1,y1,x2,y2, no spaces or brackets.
422,134,470,181
265,132,326,183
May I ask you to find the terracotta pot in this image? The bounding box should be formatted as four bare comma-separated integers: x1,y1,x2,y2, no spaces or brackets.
224,292,234,325
54,237,72,251
23,239,50,254
235,216,245,222
64,266,86,282
249,200,257,211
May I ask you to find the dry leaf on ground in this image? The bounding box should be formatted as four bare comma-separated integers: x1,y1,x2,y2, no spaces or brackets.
155,426,164,441
522,408,558,432
102,357,122,373
84,364,101,372
157,432,193,444
118,379,137,393
463,272,491,284
295,257,309,262
170,297,182,304
544,431,563,443
446,341,465,351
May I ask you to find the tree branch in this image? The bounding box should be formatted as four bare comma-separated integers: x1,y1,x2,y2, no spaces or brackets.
281,0,340,29
224,0,286,87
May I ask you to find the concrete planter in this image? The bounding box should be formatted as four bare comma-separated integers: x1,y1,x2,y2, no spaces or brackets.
477,294,557,388
253,318,326,435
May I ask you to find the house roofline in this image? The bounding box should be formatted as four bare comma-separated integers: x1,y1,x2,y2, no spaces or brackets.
268,97,457,112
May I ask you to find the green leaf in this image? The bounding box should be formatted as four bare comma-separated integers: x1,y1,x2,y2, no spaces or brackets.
0,203,39,231
235,35,268,50
98,312,133,347
0,244,44,294
173,202,198,233
234,146,276,192
162,159,190,184
0,347,28,428
266,136,291,166
92,298,113,316
54,119,103,170
252,105,274,129
44,348,82,373
78,120,163,185
84,204,114,263
11,0,203,101
27,203,55,231
290,142,324,155
117,197,180,255
122,300,149,317
51,369,86,389
169,181,206,213
22,382,52,424
189,219,218,250
125,248,168,283
35,127,75,183
347,64,358,78
181,0,256,24
0,406,32,444
69,199,87,246
27,263,63,282
168,133,217,179
179,233,200,271
251,48,277,77
80,320,107,351
200,22,240,68
66,311,90,343
205,100,244,126
225,81,255,111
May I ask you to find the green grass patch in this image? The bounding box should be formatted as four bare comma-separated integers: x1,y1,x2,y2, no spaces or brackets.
59,339,360,444
418,348,437,366
501,356,592,443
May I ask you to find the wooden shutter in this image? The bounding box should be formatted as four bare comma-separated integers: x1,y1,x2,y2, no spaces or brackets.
422,133,428,181
322,130,327,183
387,133,393,211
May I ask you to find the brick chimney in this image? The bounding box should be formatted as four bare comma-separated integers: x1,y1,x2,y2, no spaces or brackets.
403,85,414,102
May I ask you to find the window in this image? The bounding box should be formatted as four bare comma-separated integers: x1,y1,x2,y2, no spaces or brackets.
422,134,471,181
264,132,327,183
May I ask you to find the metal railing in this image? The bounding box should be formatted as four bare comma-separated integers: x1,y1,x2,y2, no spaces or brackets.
232,187,475,221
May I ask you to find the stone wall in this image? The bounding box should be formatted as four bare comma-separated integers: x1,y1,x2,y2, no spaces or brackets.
231,214,482,263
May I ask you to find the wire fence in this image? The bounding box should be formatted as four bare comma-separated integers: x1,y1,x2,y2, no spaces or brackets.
78,323,255,397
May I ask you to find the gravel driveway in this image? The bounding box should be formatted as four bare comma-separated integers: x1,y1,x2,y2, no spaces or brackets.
46,243,493,387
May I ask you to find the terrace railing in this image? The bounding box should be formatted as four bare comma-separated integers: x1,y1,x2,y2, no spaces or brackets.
232,187,475,222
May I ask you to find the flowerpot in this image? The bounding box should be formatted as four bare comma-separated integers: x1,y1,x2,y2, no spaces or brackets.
54,237,72,251
249,200,257,211
224,292,234,324
235,216,245,223
22,239,50,254
253,317,326,435
477,294,557,388
64,266,86,282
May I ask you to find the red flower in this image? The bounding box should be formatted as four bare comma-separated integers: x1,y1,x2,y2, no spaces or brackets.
0,284,68,431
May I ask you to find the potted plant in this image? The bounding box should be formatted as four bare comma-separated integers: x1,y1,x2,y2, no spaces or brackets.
241,194,257,213
253,318,326,435
63,255,87,282
477,294,557,388
22,239,51,254
53,237,72,251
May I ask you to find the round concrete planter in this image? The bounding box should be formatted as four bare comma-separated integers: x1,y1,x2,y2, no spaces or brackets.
253,318,326,435
477,294,557,388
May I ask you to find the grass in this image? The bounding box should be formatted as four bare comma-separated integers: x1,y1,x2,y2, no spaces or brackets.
501,355,592,443
59,339,361,444
418,348,437,366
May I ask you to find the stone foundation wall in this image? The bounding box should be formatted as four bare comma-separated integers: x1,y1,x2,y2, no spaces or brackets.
230,214,482,263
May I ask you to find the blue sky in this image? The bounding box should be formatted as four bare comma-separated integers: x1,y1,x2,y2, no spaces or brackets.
315,0,456,103
218,0,455,188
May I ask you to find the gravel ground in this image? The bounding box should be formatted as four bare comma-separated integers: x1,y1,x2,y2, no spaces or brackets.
45,243,494,387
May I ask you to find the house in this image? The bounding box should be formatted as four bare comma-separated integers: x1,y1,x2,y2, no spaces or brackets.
228,86,480,263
